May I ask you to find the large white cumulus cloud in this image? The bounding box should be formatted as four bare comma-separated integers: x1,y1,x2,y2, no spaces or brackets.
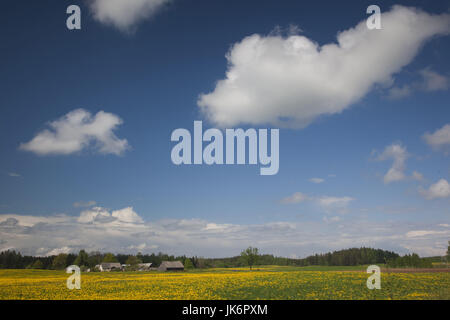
198,6,450,128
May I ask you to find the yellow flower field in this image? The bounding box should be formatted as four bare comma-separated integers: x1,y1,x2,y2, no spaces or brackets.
0,267,448,300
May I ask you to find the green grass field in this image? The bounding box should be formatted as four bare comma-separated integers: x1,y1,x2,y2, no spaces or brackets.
0,266,448,300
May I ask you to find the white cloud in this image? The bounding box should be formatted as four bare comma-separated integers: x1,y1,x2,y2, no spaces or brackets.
89,0,171,32
317,196,354,209
77,206,143,224
78,207,114,224
419,68,449,91
323,216,341,223
419,179,450,200
387,68,448,99
280,192,309,204
280,193,355,213
376,143,408,184
406,230,448,238
8,172,21,178
387,85,412,100
46,246,72,256
309,178,324,184
112,207,144,223
19,109,129,156
0,218,19,227
127,243,158,251
198,6,450,128
423,123,450,151
73,200,97,208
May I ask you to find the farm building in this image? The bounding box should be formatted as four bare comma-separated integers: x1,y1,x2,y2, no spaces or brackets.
158,261,184,271
137,263,152,271
98,262,122,272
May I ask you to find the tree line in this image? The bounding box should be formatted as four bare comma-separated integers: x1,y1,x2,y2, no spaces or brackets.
0,246,446,270
0,250,193,270
204,247,401,268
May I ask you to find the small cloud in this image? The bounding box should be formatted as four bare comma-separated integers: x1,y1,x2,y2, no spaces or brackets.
418,68,449,92
387,68,448,100
423,123,450,152
387,85,412,100
412,171,424,181
328,174,336,178
78,207,114,224
317,196,355,209
112,207,144,224
406,230,447,238
77,206,144,225
280,192,308,204
0,218,19,227
8,172,21,178
375,143,408,184
419,179,450,200
287,24,303,35
280,193,355,212
309,178,324,184
89,0,171,33
127,243,157,251
19,109,129,156
73,200,97,208
323,216,341,223
45,246,72,256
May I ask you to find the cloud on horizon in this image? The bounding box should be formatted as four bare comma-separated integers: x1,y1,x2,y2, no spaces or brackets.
73,200,97,208
198,6,450,128
7,172,21,178
280,192,309,204
280,192,355,215
0,209,448,258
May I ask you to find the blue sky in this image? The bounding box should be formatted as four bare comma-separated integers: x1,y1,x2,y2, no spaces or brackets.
0,0,449,258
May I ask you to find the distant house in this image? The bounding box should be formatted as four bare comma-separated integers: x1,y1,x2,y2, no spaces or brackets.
137,263,152,271
99,262,122,272
158,261,184,271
